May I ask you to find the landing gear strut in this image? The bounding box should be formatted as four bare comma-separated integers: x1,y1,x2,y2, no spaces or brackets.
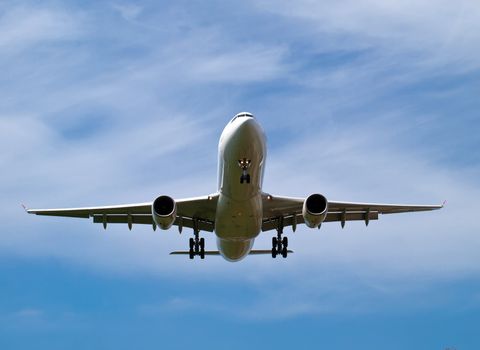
271,217,288,258
189,220,205,259
239,158,251,184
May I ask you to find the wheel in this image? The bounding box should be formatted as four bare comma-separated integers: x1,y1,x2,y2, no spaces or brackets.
282,237,288,248
271,247,277,258
199,238,205,259
277,239,282,252
240,176,244,184
189,238,194,249
272,237,277,250
189,247,194,259
246,174,251,184
281,247,288,258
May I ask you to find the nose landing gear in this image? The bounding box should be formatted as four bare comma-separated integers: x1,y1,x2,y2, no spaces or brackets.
238,158,251,184
240,173,251,184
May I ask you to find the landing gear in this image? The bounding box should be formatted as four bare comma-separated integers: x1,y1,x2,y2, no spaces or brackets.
271,237,288,258
271,218,288,259
238,158,251,184
240,174,251,184
189,223,205,260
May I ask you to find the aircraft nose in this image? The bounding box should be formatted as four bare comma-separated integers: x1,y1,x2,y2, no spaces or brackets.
236,116,259,135
230,115,266,150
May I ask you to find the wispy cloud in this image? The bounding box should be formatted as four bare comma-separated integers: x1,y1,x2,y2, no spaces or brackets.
112,3,143,21
0,307,80,332
255,0,480,70
0,5,82,51
187,45,288,83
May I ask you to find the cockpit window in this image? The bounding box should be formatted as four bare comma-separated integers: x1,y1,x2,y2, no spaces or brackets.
230,112,254,123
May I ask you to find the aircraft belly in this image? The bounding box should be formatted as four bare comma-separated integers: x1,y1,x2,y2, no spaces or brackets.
217,238,255,262
215,194,262,239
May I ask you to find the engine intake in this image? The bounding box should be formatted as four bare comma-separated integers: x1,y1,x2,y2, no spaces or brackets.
302,194,328,228
152,195,177,230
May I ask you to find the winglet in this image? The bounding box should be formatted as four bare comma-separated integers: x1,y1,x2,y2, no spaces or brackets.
21,203,28,212
442,200,447,207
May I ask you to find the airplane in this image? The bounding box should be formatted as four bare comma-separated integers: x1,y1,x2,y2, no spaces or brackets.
26,112,443,262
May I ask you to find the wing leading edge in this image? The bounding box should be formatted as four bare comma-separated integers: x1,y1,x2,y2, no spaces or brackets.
26,195,219,232
261,194,443,232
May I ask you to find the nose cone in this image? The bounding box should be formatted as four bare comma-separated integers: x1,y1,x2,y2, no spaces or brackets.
233,115,263,140
230,112,255,129
237,116,256,132
217,238,254,262
220,113,264,150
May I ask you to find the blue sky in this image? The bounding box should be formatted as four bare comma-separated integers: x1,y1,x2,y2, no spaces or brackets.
1,0,480,349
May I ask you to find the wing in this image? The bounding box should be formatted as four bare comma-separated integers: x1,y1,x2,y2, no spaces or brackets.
26,194,219,232
261,193,443,232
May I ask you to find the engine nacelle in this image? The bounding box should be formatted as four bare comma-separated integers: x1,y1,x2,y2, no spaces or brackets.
152,195,177,230
302,194,328,228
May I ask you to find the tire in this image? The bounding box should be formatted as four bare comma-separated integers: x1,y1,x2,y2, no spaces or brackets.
282,237,288,248
277,240,282,252
189,248,194,259
189,238,194,249
200,238,205,259
271,247,277,258
272,237,277,250
281,247,288,258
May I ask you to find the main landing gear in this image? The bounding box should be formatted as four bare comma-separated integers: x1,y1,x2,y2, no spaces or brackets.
239,158,251,184
271,217,288,258
189,225,205,259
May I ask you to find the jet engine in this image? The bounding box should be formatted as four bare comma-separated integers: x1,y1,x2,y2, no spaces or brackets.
152,195,177,230
302,194,328,228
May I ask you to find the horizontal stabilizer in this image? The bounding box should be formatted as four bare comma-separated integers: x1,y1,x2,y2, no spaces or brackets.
170,249,293,256
249,249,293,255
170,250,220,256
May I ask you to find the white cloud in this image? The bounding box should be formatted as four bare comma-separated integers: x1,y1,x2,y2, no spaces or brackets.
254,0,480,71
0,307,80,331
189,45,288,83
107,30,289,86
13,308,44,318
0,5,82,51
112,3,143,21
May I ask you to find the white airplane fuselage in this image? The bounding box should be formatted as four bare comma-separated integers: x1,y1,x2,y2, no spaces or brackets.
215,113,266,261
